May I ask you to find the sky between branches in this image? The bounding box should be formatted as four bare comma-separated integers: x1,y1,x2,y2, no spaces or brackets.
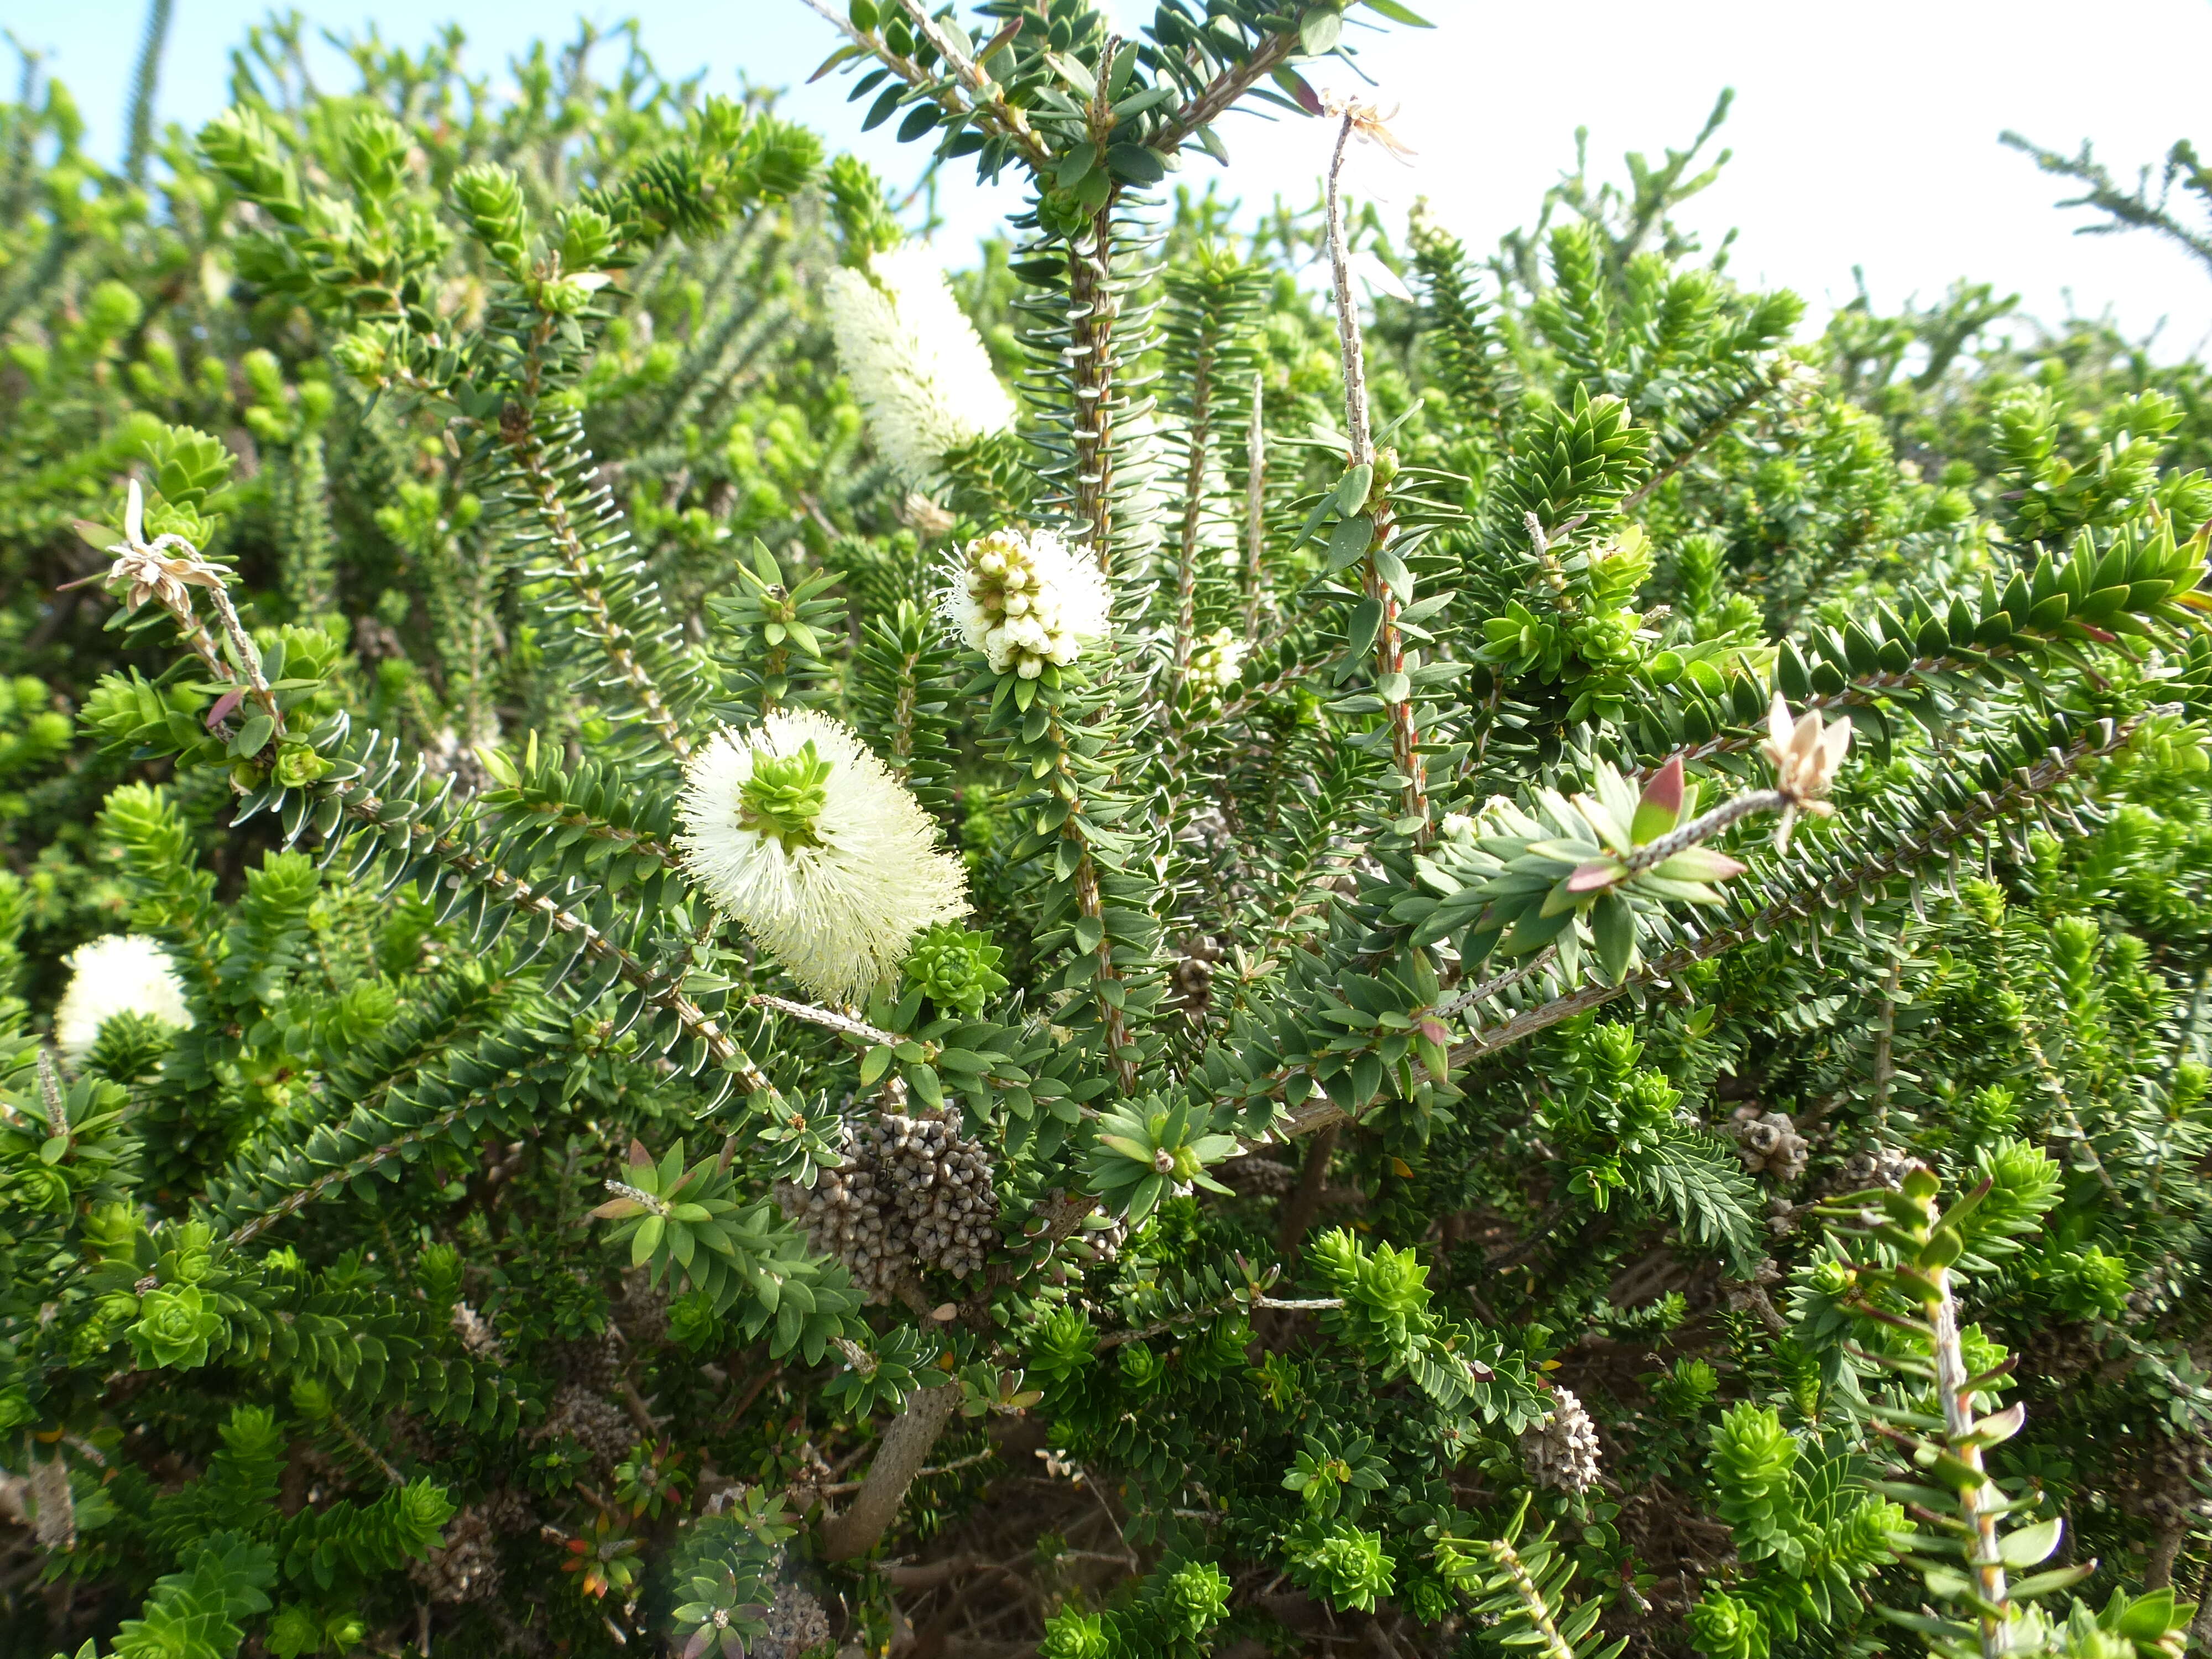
27,0,2212,362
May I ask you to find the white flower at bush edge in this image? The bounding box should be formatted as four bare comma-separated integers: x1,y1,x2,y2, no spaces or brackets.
938,526,1112,679
825,246,1015,487
54,933,194,1060
676,709,967,1001
1187,628,1248,698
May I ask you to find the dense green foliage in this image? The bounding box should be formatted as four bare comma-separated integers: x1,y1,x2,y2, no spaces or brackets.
7,6,2212,1658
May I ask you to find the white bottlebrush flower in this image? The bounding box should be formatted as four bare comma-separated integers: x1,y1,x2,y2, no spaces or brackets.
1186,628,1248,698
54,933,195,1060
937,527,1112,679
825,246,1015,487
676,709,967,1001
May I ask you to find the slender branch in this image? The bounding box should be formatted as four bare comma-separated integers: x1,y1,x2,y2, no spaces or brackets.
1244,369,1269,638
892,0,1049,167
1928,1271,2010,1656
798,0,1052,172
330,769,764,1092
1154,28,1301,153
1325,115,1373,469
1485,1536,1578,1659
752,992,898,1047
1323,110,1425,828
1437,946,1557,1020
1271,713,2145,1144
1620,789,1787,875
1619,361,1794,512
1168,325,1217,690
506,326,692,761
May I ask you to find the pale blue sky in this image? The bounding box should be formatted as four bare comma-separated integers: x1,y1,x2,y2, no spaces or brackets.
22,1,2212,360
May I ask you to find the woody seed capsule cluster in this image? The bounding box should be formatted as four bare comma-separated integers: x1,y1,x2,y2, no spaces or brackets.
1521,1386,1603,1494
780,1110,998,1302
409,1506,502,1604
1726,1105,1810,1183
754,1582,833,1659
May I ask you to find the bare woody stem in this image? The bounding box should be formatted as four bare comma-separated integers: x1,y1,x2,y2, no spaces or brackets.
1324,116,1373,469
1927,1273,2011,1659
752,992,898,1048
1244,368,1268,638
1323,111,1425,829
1619,789,1789,874
820,1379,963,1561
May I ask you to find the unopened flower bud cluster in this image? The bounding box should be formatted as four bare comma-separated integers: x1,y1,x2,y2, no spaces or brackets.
1186,628,1248,698
939,527,1110,679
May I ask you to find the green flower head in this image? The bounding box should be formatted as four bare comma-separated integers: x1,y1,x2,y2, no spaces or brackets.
129,1282,225,1370
900,922,1008,1014
738,740,832,851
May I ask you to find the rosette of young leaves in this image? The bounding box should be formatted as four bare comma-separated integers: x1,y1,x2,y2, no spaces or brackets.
1281,1430,1391,1519
590,1138,860,1358
199,105,451,319
667,1490,799,1659
1084,1096,1239,1223
0,1065,137,1218
1417,756,1751,984
1477,524,1657,727
1991,385,2187,544
1692,1404,1902,1656
707,539,846,721
1035,1560,1232,1659
900,922,1009,1016
1288,1517,1396,1612
1301,1227,1545,1425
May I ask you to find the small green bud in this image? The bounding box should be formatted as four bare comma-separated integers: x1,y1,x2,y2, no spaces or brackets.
738,741,832,851
273,744,331,788
901,923,1009,1015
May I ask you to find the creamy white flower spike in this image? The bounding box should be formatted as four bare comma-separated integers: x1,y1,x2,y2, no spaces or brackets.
938,527,1112,679
676,709,967,1001
54,933,195,1060
825,246,1015,487
1187,628,1248,698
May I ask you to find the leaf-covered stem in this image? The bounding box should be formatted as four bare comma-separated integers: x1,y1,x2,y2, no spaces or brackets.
502,335,693,761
